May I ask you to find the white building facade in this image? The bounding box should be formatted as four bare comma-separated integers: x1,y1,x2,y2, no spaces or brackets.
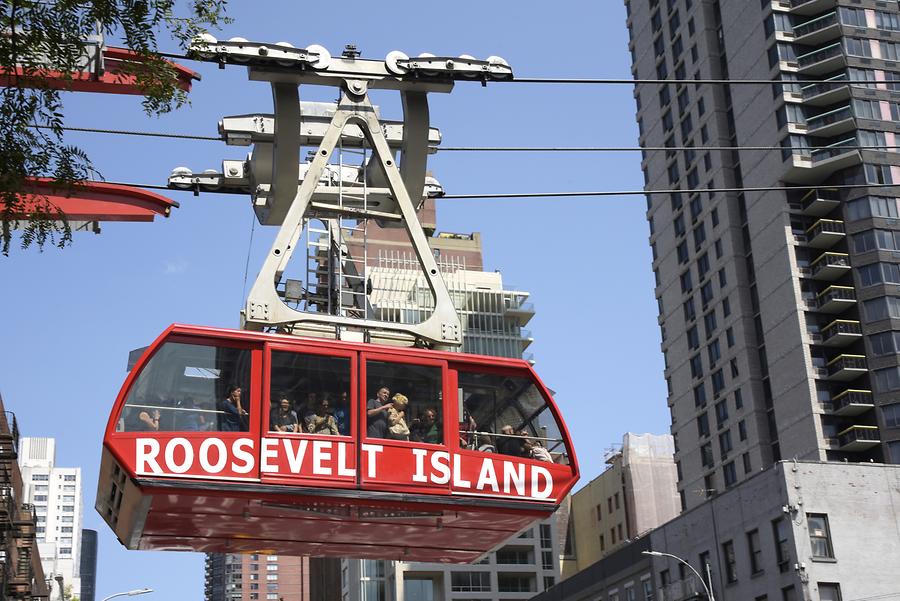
18,437,83,600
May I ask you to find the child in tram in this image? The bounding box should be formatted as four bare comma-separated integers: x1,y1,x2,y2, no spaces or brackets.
386,394,410,441
305,397,339,435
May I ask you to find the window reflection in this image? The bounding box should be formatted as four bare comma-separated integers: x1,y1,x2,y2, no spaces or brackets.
118,343,251,432
457,370,567,464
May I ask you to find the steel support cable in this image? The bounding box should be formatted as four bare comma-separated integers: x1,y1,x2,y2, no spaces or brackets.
26,124,900,154
99,180,900,198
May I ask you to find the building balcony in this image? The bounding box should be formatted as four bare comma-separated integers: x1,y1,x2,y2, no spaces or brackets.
810,252,851,281
520,329,534,351
797,43,846,75
788,0,837,16
504,299,535,325
793,11,841,45
805,219,845,248
806,105,855,138
831,389,874,416
820,319,862,346
801,73,851,107
659,576,707,601
784,139,861,184
837,424,881,451
816,285,856,313
826,354,867,381
800,188,841,216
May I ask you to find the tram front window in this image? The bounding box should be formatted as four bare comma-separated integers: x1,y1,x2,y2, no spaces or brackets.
268,351,351,436
457,370,567,464
366,361,443,444
117,342,251,433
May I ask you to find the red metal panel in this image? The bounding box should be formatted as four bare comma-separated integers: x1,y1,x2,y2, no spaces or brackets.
5,179,178,222
0,46,199,94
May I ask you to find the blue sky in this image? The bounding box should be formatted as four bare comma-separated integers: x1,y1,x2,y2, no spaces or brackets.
0,2,668,598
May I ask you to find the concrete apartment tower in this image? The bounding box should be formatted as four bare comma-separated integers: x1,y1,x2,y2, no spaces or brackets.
560,433,679,578
18,437,83,600
629,0,900,509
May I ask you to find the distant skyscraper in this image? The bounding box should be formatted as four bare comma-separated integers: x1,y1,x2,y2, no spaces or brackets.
627,0,900,510
18,437,84,600
80,529,98,601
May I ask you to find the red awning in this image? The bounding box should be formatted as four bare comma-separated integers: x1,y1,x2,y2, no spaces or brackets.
4,179,179,222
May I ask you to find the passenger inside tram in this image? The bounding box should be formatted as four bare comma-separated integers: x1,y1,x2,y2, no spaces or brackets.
366,361,444,444
305,398,340,435
386,394,410,441
411,408,441,444
270,396,300,433
219,385,249,432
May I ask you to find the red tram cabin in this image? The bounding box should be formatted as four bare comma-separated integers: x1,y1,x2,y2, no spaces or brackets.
96,324,579,562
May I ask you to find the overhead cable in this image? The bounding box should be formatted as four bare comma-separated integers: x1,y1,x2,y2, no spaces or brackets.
97,180,900,198
29,124,900,155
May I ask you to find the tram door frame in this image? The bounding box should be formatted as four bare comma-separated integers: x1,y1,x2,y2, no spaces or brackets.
359,350,457,496
259,341,358,489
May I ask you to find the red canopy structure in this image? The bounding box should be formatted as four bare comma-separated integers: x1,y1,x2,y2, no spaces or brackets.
0,46,199,95
3,178,179,223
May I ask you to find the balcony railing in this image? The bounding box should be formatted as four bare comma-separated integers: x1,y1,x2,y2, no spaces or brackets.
816,285,856,312
800,188,841,216
838,425,880,450
810,252,851,280
797,42,843,70
806,105,853,135
810,137,858,162
794,11,839,39
826,354,867,380
821,319,862,345
801,73,850,103
805,219,845,248
831,389,874,415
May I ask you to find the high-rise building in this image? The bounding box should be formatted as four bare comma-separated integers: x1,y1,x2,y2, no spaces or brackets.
80,529,98,601
339,209,560,601
204,553,310,601
560,433,679,578
628,0,900,509
18,437,83,599
0,396,48,600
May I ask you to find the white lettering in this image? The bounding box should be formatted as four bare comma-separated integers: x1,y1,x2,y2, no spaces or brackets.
165,438,193,474
136,438,162,474
503,461,525,496
199,438,227,473
531,465,553,500
453,454,471,488
361,443,383,478
282,439,308,473
430,451,451,485
312,440,332,476
476,458,500,492
232,438,254,474
337,442,355,477
412,448,428,483
261,437,278,473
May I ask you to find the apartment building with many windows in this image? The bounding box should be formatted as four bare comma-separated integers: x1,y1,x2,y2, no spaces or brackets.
204,553,310,601
628,0,900,510
18,437,83,600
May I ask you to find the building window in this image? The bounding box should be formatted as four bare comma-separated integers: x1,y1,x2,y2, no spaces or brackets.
747,529,763,574
711,369,725,396
643,578,654,601
694,384,707,407
782,585,798,601
723,461,737,487
701,443,714,468
697,412,710,438
600,534,606,551
715,400,728,426
742,452,752,474
544,576,556,591
818,583,842,601
773,518,790,572
722,540,737,583
497,574,535,593
719,430,733,456
450,572,491,593
808,514,834,558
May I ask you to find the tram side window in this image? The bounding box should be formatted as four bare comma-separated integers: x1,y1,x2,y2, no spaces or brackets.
268,351,351,436
117,343,251,433
366,361,443,444
457,370,568,465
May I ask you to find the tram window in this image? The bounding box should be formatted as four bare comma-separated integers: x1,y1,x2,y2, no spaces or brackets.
117,342,251,433
366,361,442,444
268,351,351,436
457,370,568,464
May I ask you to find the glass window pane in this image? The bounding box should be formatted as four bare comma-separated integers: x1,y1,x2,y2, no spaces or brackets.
457,370,567,464
119,342,251,432
366,362,443,443
268,351,351,436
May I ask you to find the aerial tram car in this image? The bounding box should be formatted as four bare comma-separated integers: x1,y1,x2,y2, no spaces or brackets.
95,38,579,562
